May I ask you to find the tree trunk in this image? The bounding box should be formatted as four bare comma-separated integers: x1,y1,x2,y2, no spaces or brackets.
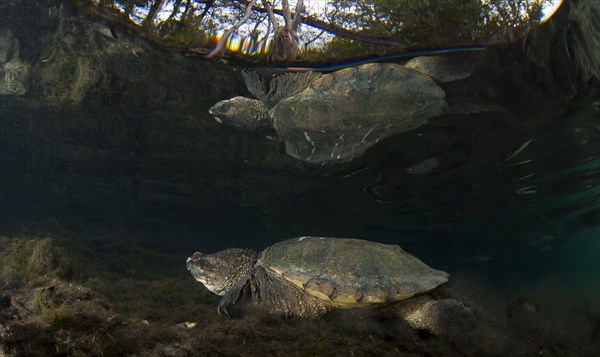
244,0,408,47
142,0,164,29
268,28,299,62
198,0,214,22
166,0,183,22
206,0,257,58
265,0,303,62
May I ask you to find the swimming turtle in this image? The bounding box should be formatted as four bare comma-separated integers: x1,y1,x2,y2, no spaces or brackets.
209,63,446,164
186,236,449,318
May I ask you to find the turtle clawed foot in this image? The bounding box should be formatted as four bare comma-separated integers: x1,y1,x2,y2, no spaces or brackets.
218,301,245,318
217,279,247,318
217,305,231,317
217,303,232,317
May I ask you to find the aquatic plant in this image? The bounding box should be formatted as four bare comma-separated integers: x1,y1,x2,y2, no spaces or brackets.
38,301,82,330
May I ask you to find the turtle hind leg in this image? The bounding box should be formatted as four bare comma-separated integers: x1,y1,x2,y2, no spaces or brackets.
250,266,332,318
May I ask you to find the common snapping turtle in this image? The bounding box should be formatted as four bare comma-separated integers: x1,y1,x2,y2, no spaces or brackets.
186,236,449,318
209,63,446,164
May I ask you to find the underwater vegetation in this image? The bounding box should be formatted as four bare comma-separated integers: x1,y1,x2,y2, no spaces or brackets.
0,230,598,356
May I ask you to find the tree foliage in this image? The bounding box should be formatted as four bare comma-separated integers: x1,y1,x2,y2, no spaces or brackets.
74,0,556,63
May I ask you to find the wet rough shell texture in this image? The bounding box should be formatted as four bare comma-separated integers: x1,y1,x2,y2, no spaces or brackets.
271,63,446,164
405,55,475,83
259,237,449,307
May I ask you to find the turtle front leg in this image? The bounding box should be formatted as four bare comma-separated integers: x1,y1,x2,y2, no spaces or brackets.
217,278,250,317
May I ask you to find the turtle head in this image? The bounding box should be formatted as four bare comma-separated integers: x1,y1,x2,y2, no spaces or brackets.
209,97,273,133
187,248,258,296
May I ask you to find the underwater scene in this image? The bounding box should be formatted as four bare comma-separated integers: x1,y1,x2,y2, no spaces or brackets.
0,0,598,356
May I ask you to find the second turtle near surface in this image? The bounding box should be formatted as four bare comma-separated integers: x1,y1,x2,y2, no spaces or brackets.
187,236,449,318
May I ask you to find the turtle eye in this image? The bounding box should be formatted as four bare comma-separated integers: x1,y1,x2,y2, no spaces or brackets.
199,258,215,272
187,253,204,271
210,103,229,116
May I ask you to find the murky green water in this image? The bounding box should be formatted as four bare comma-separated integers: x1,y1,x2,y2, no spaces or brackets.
1,67,598,357
2,96,597,281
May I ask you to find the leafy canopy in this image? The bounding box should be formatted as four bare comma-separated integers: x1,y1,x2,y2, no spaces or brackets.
75,0,557,63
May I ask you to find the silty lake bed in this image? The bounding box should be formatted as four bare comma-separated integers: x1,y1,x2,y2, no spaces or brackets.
1,0,599,356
